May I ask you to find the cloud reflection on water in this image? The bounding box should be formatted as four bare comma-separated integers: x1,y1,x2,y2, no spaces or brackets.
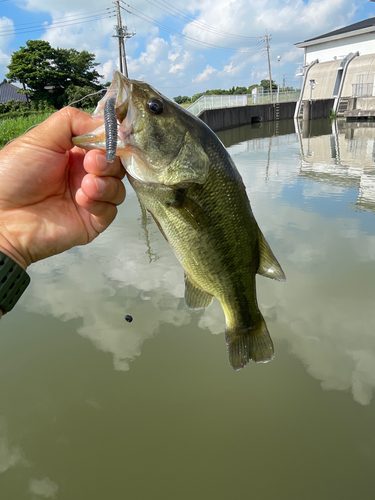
29,477,59,499
229,121,375,405
25,190,224,371
279,121,375,405
0,416,28,474
22,120,375,405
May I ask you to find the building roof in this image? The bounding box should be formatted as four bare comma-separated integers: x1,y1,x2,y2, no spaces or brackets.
0,79,28,104
296,17,375,47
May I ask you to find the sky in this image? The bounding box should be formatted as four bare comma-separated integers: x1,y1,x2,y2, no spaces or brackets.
0,0,374,99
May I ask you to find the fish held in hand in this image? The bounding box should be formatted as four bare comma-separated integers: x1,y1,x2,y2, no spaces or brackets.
73,70,286,370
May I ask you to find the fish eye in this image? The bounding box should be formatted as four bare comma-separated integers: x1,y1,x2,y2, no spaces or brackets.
147,97,164,115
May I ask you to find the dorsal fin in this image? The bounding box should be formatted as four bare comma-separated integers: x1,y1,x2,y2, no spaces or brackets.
257,227,286,282
184,273,213,309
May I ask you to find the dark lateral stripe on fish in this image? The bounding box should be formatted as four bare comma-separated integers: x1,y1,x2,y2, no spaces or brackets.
104,97,117,163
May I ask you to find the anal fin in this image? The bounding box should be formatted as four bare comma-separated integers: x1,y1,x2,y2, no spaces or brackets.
184,273,213,309
257,226,286,282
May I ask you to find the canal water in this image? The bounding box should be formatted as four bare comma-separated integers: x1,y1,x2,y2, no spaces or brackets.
1,119,375,499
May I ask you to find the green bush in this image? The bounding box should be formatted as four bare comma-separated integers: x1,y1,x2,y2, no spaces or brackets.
0,99,55,119
0,112,53,149
0,99,29,115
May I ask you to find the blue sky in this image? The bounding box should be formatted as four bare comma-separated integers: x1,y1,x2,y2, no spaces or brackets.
0,0,374,99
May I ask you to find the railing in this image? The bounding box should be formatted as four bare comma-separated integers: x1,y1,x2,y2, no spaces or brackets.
352,83,373,98
187,90,300,116
187,95,248,116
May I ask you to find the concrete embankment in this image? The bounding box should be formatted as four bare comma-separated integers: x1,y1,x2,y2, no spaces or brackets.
216,119,296,147
302,99,334,120
198,101,296,132
344,97,375,120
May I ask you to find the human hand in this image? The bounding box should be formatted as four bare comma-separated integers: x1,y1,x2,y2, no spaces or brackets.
0,107,126,270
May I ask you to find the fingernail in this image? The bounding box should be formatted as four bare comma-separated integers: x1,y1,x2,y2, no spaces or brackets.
94,177,106,195
96,153,108,171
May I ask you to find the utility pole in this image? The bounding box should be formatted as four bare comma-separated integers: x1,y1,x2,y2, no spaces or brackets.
261,31,273,102
112,0,136,77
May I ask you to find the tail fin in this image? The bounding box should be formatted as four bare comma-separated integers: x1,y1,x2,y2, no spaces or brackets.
225,315,274,370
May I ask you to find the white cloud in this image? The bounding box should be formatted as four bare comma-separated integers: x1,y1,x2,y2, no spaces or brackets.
99,60,115,83
0,17,13,78
1,0,369,96
169,50,193,74
193,64,217,83
0,17,13,51
129,37,170,79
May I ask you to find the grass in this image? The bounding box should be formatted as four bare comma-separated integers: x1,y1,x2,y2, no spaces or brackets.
0,112,53,149
0,106,97,149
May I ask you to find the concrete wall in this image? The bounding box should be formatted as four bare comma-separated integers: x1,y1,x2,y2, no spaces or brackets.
199,101,296,131
304,31,375,65
340,54,375,97
302,99,334,120
301,60,340,100
355,97,375,110
216,120,296,147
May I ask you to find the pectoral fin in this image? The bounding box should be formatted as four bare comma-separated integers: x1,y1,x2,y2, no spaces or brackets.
162,131,209,186
168,189,209,230
184,273,213,309
257,227,286,282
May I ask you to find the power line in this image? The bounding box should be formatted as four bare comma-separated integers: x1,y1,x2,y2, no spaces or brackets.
0,8,114,32
160,40,265,90
0,11,115,35
120,1,261,52
0,10,116,37
146,0,259,41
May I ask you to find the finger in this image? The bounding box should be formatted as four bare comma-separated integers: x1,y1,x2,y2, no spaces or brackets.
75,189,118,233
80,174,126,205
83,150,125,179
23,107,104,154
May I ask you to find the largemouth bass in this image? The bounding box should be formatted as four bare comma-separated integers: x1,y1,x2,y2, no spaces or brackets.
73,71,286,370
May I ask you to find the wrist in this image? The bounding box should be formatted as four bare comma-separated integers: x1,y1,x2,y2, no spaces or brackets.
0,231,28,271
0,250,30,315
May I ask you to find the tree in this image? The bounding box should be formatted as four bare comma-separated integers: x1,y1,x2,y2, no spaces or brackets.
192,92,204,103
233,86,248,95
173,95,191,105
247,84,259,94
6,40,105,109
260,79,278,91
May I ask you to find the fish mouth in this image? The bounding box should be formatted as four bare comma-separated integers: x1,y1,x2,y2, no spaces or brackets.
72,70,132,154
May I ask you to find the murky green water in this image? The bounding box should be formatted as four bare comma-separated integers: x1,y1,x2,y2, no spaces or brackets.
1,119,375,499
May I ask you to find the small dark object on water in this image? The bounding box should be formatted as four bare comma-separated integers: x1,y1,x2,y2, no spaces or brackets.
125,314,133,323
104,97,117,163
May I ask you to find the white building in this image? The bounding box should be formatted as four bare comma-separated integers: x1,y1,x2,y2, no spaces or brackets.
295,17,375,116
295,18,375,66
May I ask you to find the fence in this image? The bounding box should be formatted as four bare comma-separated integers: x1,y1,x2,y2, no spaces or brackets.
187,90,300,116
352,83,374,98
